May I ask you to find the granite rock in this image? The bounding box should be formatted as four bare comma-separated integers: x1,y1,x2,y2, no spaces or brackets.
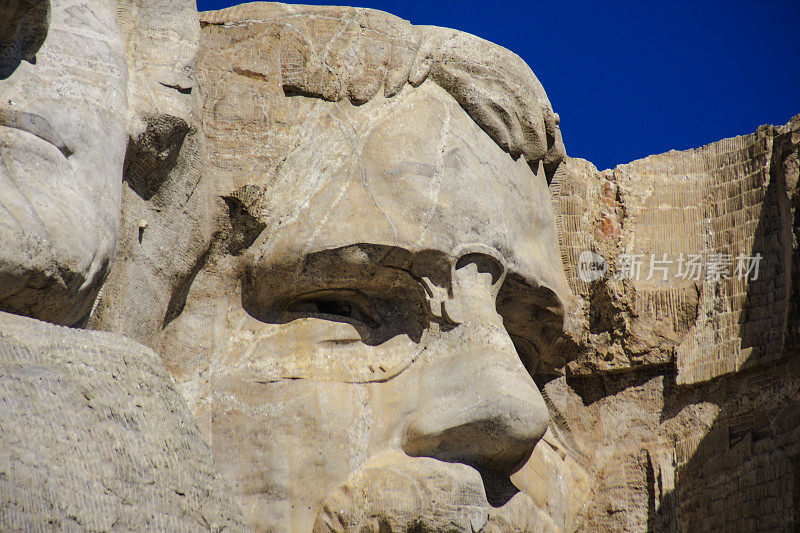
0,311,246,530
0,0,126,325
2,1,799,531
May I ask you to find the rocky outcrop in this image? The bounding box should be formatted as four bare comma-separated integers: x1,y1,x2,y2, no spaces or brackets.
88,0,217,349
0,311,246,530
546,115,800,531
552,115,800,384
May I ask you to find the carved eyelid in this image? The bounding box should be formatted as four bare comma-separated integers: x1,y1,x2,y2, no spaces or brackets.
382,265,434,298
285,289,378,326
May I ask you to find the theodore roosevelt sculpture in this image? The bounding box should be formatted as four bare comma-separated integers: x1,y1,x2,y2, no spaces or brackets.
148,3,576,530
5,0,799,531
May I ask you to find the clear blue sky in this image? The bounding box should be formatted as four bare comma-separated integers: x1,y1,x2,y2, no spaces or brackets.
196,0,799,170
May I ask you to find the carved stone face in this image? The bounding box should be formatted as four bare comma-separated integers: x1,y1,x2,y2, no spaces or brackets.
163,78,570,530
0,0,127,325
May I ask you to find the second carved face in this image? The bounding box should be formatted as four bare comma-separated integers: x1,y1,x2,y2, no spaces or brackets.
161,73,570,530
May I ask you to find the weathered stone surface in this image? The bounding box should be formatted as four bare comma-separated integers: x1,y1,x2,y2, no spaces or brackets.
0,0,127,326
88,0,216,349
199,2,566,179
544,115,800,531
90,2,800,531
0,311,246,531
0,0,245,530
2,0,799,531
552,115,800,384
139,4,577,530
539,336,800,532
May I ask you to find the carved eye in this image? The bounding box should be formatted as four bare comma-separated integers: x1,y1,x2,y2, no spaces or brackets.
287,292,378,328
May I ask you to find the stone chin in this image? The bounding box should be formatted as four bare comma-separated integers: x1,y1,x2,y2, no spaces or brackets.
313,451,558,533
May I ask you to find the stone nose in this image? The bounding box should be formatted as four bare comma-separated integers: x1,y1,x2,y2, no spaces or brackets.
401,259,550,475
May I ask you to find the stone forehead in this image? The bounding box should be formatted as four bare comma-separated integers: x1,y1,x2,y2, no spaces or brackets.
199,1,566,176
205,76,566,289
228,83,552,258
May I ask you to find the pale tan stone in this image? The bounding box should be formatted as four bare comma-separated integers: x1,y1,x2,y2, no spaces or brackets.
148,4,577,529
2,0,799,531
88,0,216,349
0,311,247,530
0,0,127,325
0,0,245,529
552,115,800,383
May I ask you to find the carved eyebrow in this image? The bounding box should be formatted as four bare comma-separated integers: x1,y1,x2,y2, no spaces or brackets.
0,109,72,157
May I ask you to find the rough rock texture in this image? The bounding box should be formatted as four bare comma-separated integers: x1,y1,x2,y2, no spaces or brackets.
0,0,245,530
545,115,800,531
92,2,800,531
2,0,799,532
552,115,800,383
199,2,566,179
87,0,217,348
0,311,247,530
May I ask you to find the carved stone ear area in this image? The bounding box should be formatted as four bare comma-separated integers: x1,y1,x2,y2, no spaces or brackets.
0,0,49,78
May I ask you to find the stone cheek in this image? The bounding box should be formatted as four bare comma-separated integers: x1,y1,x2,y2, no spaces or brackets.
0,0,127,326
